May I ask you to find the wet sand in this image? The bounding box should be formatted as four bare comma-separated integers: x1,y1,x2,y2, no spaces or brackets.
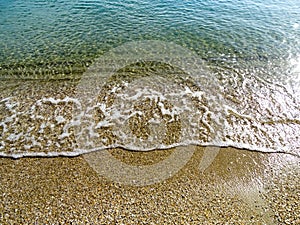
0,146,299,224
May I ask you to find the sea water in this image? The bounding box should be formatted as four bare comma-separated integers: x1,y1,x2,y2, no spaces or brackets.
0,0,299,158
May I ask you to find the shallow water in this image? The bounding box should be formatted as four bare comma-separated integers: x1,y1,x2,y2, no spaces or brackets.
0,0,299,157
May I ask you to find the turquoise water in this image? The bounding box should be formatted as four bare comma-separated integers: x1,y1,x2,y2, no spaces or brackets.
0,0,300,157
0,0,299,78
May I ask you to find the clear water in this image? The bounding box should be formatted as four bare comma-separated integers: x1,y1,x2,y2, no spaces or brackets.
1,0,299,78
0,0,299,157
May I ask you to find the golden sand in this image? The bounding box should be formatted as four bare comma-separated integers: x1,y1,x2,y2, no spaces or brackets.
0,146,299,224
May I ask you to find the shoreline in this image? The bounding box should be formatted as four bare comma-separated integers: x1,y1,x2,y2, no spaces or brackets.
0,146,299,224
1,77,299,224
1,79,299,159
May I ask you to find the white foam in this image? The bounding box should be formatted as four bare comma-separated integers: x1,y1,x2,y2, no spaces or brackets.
1,73,299,158
7,133,23,142
95,120,113,128
55,116,66,124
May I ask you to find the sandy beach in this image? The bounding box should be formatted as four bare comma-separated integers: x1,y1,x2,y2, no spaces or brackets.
0,146,299,224
1,0,300,224
0,69,299,225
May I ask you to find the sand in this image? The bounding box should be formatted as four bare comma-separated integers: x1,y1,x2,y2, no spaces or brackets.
0,146,299,224
1,80,299,224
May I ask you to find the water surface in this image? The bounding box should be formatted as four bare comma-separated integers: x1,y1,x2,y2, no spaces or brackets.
0,0,299,157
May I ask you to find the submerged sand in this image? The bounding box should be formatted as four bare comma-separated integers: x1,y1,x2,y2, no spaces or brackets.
0,146,299,224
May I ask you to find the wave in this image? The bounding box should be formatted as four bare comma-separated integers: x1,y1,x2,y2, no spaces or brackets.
1,41,299,158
